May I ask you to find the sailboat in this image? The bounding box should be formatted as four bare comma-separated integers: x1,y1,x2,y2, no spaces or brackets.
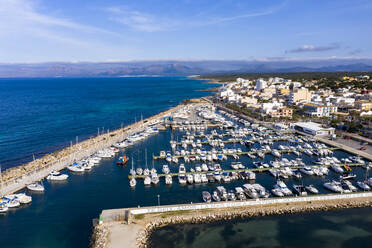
143,149,150,176
151,153,157,174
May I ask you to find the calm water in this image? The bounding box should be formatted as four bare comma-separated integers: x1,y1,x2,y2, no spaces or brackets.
0,77,213,169
150,207,372,248
0,77,371,248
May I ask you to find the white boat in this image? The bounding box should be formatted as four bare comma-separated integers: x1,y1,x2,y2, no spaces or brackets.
151,173,159,185
331,165,344,174
357,181,371,191
323,181,343,193
341,180,357,192
305,185,319,194
200,173,208,183
15,193,32,204
178,175,187,184
242,184,259,199
27,182,45,192
129,178,136,187
165,175,173,185
274,180,292,196
179,164,186,174
300,166,314,176
187,174,194,184
202,191,211,202
0,204,8,213
159,164,169,174
271,188,284,197
136,167,143,175
67,163,85,173
245,171,256,180
144,176,151,186
201,164,208,172
47,171,68,181
252,184,269,198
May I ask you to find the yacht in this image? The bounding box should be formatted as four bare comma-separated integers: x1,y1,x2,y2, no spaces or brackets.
27,182,45,192
300,166,314,176
271,188,284,197
339,173,356,180
46,171,68,181
245,171,256,180
242,184,259,199
323,181,343,193
357,181,371,191
252,184,270,198
12,193,32,204
341,180,357,192
67,163,85,173
331,165,344,174
274,180,292,196
305,185,319,194
162,164,170,174
202,191,212,203
129,178,136,187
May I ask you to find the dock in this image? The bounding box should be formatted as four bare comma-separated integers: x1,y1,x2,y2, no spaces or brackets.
128,163,363,179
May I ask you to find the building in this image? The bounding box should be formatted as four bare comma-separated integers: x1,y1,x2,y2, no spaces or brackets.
291,122,335,136
304,103,338,117
355,100,372,111
255,79,267,91
289,88,312,104
269,107,293,118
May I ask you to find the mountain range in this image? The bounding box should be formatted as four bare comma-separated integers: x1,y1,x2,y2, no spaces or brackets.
1,59,372,77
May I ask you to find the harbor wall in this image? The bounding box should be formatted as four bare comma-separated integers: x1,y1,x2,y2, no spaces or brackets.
0,103,188,195
94,192,372,248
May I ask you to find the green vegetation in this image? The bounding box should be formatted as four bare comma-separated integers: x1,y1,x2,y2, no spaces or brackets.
134,214,145,220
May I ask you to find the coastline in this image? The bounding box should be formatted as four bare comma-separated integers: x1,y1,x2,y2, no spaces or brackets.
0,101,196,195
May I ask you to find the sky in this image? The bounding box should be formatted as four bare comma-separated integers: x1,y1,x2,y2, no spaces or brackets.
0,0,371,63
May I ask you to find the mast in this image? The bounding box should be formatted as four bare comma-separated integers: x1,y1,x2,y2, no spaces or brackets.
145,149,148,169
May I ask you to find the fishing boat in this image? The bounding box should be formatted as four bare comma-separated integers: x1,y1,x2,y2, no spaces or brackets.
293,185,307,196
116,155,129,165
46,171,68,181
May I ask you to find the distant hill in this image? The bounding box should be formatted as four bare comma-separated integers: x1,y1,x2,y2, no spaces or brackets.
0,59,372,77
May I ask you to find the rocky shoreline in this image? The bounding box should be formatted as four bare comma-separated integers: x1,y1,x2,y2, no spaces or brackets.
133,198,372,248
91,223,110,248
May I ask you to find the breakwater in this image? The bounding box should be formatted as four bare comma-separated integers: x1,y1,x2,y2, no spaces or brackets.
0,102,190,195
94,192,372,248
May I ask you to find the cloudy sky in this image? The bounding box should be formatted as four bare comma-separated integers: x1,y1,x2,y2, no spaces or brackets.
0,0,371,62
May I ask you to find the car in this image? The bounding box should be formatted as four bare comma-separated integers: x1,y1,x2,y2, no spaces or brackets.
360,147,367,151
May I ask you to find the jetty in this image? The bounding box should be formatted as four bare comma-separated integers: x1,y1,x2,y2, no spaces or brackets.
93,191,372,248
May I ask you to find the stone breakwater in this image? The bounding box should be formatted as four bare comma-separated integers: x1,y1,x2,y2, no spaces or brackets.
135,197,372,248
91,224,110,248
0,102,189,195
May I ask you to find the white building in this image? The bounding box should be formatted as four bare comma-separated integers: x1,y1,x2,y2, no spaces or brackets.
255,79,267,91
291,122,335,136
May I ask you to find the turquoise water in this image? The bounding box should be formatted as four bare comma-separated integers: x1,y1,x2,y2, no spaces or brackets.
150,207,372,248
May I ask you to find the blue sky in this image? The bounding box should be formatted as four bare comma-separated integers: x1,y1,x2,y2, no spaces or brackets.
0,0,371,62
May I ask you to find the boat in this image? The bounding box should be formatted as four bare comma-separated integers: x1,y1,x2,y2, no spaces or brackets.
227,190,236,201
179,164,186,174
235,187,246,200
357,181,371,191
144,176,151,186
293,185,307,196
331,165,344,174
194,174,202,183
162,164,170,174
151,173,159,185
339,173,356,180
116,155,129,165
341,180,357,192
0,203,8,213
129,178,136,187
136,167,143,175
242,184,259,199
178,175,187,184
12,193,32,204
202,191,211,202
46,171,68,181
27,182,45,192
187,174,194,184
200,174,208,183
252,184,270,198
212,191,221,202
245,171,256,180
129,157,136,176
271,188,284,197
300,166,314,176
67,163,85,173
165,175,173,185
217,186,227,201
305,185,319,194
201,164,208,172
323,181,343,193
274,180,292,196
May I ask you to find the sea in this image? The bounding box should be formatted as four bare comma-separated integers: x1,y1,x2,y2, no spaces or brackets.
0,77,370,248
